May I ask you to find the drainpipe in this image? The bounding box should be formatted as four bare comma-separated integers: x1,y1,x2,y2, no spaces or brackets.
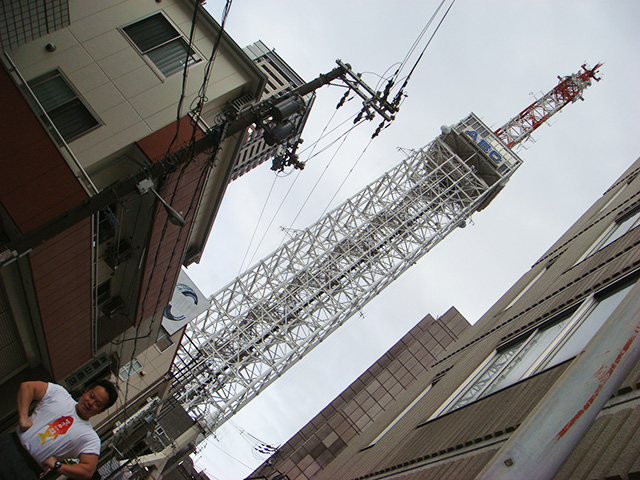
476,278,640,480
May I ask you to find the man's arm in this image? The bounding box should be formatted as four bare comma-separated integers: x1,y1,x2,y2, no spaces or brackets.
42,454,98,480
17,381,48,432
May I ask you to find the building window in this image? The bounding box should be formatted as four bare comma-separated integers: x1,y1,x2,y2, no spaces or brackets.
119,358,143,381
96,280,111,305
122,13,200,77
577,208,640,264
433,279,635,417
28,70,100,142
504,267,546,310
598,209,640,250
155,327,174,353
98,206,119,242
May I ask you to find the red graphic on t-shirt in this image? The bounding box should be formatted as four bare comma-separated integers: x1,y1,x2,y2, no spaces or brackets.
37,416,74,445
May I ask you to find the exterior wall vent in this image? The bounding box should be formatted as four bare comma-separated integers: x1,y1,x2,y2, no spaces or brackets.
102,296,125,318
229,94,254,112
183,247,201,266
61,352,112,398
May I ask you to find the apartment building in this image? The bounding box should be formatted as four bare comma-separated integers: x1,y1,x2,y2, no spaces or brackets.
249,308,470,479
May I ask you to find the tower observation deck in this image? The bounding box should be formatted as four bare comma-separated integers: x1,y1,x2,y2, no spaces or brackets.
171,64,601,434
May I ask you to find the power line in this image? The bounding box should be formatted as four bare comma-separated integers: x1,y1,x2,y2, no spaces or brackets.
189,0,234,144
105,0,237,469
238,105,346,271
393,0,449,82
238,173,279,273
165,0,204,155
242,118,367,270
202,435,256,471
317,137,374,221
286,124,355,230
389,0,457,108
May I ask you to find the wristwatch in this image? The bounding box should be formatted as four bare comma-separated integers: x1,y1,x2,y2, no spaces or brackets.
52,461,62,471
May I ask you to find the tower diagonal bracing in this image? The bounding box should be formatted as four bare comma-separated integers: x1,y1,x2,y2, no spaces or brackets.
172,113,523,432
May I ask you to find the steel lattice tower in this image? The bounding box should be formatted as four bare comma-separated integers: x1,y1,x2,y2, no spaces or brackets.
172,64,601,433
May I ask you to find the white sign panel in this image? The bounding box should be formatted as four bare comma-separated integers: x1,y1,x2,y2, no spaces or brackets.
162,269,208,335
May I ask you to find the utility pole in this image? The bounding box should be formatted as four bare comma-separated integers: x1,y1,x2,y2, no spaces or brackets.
0,61,395,266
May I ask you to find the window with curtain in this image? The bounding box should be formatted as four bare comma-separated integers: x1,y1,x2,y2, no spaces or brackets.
434,279,636,416
28,70,100,142
123,13,200,77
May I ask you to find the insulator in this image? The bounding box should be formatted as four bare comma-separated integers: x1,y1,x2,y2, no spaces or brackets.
336,89,350,109
371,121,385,139
380,79,394,103
289,154,305,170
271,155,285,172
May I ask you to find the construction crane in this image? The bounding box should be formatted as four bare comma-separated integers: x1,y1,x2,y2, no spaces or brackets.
171,64,602,434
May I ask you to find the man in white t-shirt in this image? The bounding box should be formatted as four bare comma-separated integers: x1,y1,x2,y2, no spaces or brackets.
0,379,117,480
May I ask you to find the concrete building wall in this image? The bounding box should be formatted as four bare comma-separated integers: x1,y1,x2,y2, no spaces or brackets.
317,158,640,479
0,0,265,440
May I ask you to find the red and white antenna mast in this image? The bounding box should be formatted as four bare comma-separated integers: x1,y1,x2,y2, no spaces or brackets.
495,63,602,148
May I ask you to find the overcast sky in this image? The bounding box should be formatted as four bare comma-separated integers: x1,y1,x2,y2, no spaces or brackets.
185,1,640,478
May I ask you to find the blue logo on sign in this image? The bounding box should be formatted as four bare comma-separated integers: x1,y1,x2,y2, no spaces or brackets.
465,130,502,165
163,283,199,322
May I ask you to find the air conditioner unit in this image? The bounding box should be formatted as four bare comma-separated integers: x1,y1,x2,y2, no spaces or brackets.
102,296,125,318
104,240,132,270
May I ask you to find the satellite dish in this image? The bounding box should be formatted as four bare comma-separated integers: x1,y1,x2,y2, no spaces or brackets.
441,125,452,134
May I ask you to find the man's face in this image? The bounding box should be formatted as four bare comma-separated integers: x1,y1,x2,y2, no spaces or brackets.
76,386,110,420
